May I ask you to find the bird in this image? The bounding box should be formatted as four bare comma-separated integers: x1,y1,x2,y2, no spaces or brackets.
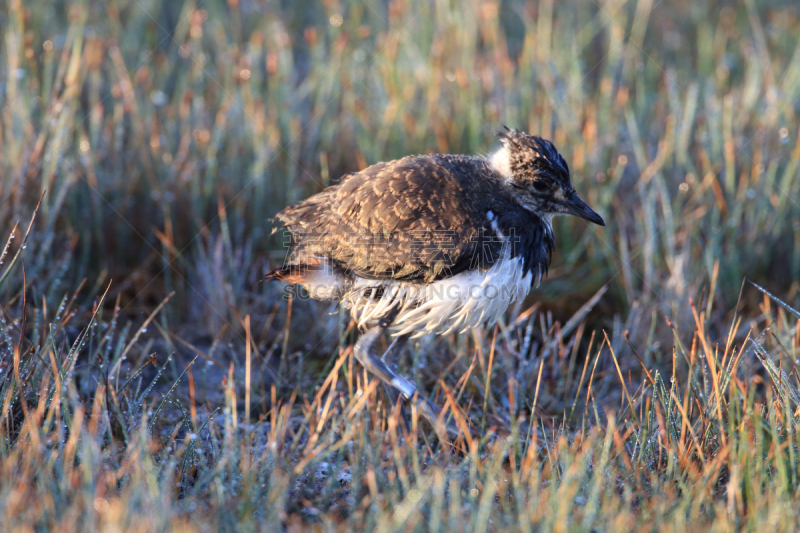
266,128,604,437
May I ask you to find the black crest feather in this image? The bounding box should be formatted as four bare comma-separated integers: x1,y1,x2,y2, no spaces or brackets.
497,128,570,185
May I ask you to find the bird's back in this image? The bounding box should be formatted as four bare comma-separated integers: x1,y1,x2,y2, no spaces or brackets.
277,154,509,281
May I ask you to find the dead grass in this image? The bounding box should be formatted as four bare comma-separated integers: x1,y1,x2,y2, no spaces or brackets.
2,0,800,530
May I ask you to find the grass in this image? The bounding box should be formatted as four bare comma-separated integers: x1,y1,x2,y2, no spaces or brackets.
2,0,800,530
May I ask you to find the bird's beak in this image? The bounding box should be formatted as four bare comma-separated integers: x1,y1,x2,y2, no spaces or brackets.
565,192,605,226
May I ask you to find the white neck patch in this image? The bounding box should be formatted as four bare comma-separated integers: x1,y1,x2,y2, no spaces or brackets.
487,145,513,182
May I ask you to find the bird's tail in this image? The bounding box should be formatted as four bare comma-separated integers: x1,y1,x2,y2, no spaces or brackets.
264,263,326,285
264,266,298,283
263,267,282,281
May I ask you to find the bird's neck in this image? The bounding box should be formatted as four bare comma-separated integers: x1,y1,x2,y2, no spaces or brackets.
487,145,513,183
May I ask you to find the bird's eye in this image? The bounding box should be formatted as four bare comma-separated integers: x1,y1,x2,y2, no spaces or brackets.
532,180,549,192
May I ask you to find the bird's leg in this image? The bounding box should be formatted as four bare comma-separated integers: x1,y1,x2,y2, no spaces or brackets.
381,333,409,364
380,333,411,431
353,326,458,439
374,309,411,431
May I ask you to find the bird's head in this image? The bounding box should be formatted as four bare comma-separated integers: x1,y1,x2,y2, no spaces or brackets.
490,129,605,226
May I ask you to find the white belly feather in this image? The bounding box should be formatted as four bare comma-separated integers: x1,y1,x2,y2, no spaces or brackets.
343,253,535,338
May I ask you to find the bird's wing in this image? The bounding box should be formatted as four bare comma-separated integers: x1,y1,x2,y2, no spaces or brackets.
275,154,503,282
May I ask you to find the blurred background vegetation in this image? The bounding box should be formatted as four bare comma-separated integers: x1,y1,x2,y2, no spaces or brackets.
3,0,799,336
2,0,800,530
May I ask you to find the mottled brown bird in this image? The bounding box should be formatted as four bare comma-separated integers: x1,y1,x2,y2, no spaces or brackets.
267,129,604,436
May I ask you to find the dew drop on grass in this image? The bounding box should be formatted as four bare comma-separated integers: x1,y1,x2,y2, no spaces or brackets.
151,91,167,106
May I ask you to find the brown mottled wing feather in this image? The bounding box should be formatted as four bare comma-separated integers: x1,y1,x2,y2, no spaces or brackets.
275,154,501,282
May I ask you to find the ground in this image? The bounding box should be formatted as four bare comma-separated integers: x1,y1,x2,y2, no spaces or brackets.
2,0,800,530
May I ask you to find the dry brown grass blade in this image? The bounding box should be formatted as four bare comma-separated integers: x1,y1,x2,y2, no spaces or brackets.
439,378,474,450
550,284,608,348
111,291,174,378
624,331,655,386
481,325,498,433
245,315,252,433
165,326,227,369
604,331,639,427
669,387,708,468
0,192,43,290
